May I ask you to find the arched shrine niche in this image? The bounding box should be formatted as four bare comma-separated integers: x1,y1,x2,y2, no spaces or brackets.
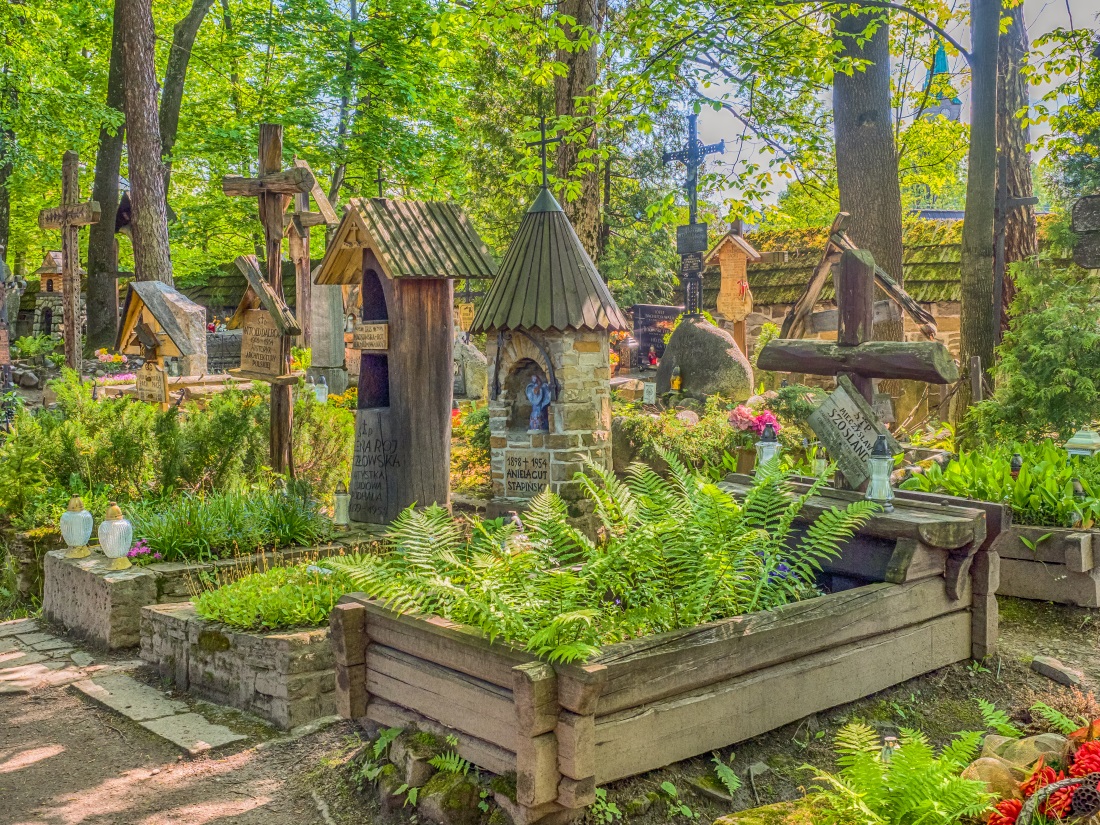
358,267,390,408
504,357,551,432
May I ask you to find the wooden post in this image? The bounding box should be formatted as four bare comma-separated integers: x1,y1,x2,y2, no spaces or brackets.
836,249,875,403
290,188,311,349
969,356,983,402
258,125,294,476
38,151,101,371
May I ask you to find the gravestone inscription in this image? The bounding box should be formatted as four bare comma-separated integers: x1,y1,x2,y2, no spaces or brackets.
136,362,169,405
504,448,551,497
0,327,9,366
353,322,389,351
240,309,283,378
808,375,901,487
350,410,402,523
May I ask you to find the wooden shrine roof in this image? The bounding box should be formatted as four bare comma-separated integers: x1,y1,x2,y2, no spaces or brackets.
471,188,628,333
33,251,65,276
115,281,205,356
314,198,496,285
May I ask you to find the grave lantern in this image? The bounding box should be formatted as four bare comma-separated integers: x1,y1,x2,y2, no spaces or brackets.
332,481,351,530
98,503,134,570
315,374,329,404
755,422,780,467
1010,453,1023,480
1065,428,1100,459
60,496,94,559
865,434,895,512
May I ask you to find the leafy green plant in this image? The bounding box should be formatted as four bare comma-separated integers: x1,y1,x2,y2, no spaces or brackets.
327,457,874,663
429,737,471,776
355,727,403,786
659,781,698,821
590,788,622,825
809,722,992,824
1029,702,1082,736
977,699,1024,738
11,334,59,359
193,562,352,630
712,752,742,797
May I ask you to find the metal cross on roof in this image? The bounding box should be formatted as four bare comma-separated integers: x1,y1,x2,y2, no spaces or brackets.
375,165,385,199
527,116,562,189
663,113,725,225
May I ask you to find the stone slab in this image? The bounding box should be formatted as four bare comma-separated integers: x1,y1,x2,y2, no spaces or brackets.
0,638,18,654
32,637,74,652
0,651,47,669
0,619,38,638
71,651,95,667
139,712,247,756
46,647,76,659
1030,655,1084,687
73,674,189,721
15,631,55,646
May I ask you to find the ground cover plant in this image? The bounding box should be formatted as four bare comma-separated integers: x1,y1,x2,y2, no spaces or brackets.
193,562,354,631
451,404,491,498
327,457,875,663
901,440,1100,528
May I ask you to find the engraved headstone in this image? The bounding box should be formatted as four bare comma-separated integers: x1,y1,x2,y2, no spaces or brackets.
353,322,389,351
504,448,551,498
350,410,402,523
135,361,169,405
808,375,901,487
239,309,284,378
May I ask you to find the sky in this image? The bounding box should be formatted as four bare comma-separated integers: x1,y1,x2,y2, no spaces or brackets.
694,0,1098,207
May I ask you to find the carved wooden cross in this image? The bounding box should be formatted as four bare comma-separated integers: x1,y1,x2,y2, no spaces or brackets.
38,151,101,371
285,158,339,349
221,124,315,475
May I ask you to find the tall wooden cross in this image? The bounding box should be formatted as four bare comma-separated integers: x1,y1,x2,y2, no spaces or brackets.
286,158,339,349
527,116,562,189
663,113,724,315
38,151,101,371
222,124,315,475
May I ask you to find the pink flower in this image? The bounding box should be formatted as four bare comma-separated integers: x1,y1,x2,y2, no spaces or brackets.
751,410,781,436
728,405,756,431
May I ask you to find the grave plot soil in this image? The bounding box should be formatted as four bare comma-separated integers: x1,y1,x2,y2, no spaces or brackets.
3,596,1098,825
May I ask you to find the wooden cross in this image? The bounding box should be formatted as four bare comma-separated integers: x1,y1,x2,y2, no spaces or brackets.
527,116,562,189
285,158,339,349
662,113,724,226
221,125,315,476
38,151,101,371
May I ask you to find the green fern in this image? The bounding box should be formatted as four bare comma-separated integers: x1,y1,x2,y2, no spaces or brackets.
711,752,742,797
810,722,993,824
977,699,1024,738
1030,702,1081,735
429,750,471,776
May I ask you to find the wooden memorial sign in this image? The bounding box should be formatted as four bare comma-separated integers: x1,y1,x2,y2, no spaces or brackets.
226,254,302,386
808,375,901,487
456,302,476,332
504,449,551,497
0,326,9,366
1072,196,1100,270
353,322,389,351
238,309,287,380
135,361,169,406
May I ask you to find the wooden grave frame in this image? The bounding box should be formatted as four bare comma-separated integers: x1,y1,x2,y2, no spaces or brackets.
226,254,303,386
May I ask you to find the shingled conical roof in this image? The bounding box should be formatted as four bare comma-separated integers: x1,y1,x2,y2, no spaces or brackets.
471,188,627,333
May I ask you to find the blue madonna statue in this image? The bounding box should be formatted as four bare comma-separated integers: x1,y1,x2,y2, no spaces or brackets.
526,374,552,432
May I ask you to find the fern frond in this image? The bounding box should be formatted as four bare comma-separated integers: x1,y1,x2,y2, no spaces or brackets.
977,699,1023,738
1030,701,1081,735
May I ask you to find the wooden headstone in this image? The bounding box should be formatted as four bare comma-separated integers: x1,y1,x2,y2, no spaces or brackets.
1072,196,1100,270
239,309,288,381
456,302,476,332
135,361,169,406
352,322,389,351
808,375,902,487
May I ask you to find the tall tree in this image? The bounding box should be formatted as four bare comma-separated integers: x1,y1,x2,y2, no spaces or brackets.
832,8,905,343
956,0,1000,417
996,1,1037,328
86,2,127,352
555,0,605,262
118,0,173,285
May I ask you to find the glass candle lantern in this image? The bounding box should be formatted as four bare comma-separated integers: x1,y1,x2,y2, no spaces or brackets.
812,450,829,478
865,435,895,512
98,503,134,570
60,496,94,559
333,481,351,530
1010,453,1023,480
1066,427,1100,459
755,423,781,468
315,374,329,405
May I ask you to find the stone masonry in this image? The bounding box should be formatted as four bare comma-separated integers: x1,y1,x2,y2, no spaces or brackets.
141,602,336,730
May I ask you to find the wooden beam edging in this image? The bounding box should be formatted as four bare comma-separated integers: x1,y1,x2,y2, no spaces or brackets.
991,524,1095,572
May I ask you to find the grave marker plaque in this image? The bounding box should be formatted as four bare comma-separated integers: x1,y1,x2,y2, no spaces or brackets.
353,322,389,351
456,302,476,332
504,449,551,497
643,382,657,404
808,375,901,487
240,309,284,378
350,410,402,523
135,361,169,405
0,327,9,366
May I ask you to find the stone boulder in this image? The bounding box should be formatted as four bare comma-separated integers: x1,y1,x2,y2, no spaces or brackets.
961,757,1022,800
656,317,752,402
18,371,39,389
712,799,820,825
454,338,488,401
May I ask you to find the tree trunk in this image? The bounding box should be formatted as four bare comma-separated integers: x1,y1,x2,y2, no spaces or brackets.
159,0,215,196
955,0,1000,418
996,2,1036,327
0,68,14,261
832,10,905,343
118,0,174,285
554,0,604,262
86,1,127,352
329,0,357,204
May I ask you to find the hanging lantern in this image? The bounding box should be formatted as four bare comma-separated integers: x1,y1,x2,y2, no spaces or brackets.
1065,428,1100,459
333,481,351,530
755,423,781,468
865,435,895,512
60,496,94,559
98,503,134,570
315,374,329,404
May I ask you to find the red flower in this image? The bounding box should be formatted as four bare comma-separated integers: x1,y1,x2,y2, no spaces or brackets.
1040,785,1073,819
1020,757,1060,797
988,798,1023,825
1071,740,1100,777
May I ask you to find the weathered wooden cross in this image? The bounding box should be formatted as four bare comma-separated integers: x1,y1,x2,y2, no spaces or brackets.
663,113,724,314
38,151,101,370
222,124,315,476
286,158,339,349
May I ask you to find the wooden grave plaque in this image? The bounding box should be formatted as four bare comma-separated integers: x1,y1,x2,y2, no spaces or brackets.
353,322,389,351
456,302,476,332
350,409,403,523
504,449,551,498
237,309,290,382
136,361,169,405
808,375,901,487
0,327,9,366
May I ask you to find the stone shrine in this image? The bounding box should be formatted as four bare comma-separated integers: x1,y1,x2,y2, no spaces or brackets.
471,186,627,514
32,251,86,339
315,197,496,524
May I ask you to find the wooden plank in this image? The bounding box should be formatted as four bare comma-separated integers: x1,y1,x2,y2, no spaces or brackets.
815,536,946,585
230,255,302,336
515,731,559,807
512,662,559,737
556,711,595,781
780,212,849,339
555,663,608,715
222,166,314,197
810,301,900,334
557,776,596,809
892,489,1010,554
836,249,875,402
349,596,536,688
336,662,368,718
592,611,972,784
992,526,1091,565
591,578,961,715
366,644,519,750
972,593,998,661
366,697,516,776
972,550,1000,596
37,201,101,230
1067,534,1095,574
998,558,1100,607
293,158,339,225
331,601,368,667
806,376,902,487
757,339,960,384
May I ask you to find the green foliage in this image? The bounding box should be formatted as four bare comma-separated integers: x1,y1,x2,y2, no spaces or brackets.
327,457,874,663
590,788,622,825
616,396,757,469
130,486,329,564
977,699,1023,739
966,259,1100,443
901,440,1100,528
11,334,60,359
809,722,991,824
712,752,742,797
659,781,698,821
1029,702,1081,736
355,727,404,786
193,562,351,630
429,738,471,776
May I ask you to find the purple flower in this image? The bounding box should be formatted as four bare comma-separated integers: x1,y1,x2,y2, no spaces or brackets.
154,553,163,560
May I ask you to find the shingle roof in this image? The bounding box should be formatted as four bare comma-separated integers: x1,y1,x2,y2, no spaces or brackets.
314,198,496,285
115,281,206,356
471,188,627,333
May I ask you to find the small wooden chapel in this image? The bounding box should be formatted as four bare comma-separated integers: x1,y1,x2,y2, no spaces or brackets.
314,198,496,524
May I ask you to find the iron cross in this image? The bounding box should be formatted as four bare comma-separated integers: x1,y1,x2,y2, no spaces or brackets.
527,116,563,189
375,165,385,198
663,113,725,225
